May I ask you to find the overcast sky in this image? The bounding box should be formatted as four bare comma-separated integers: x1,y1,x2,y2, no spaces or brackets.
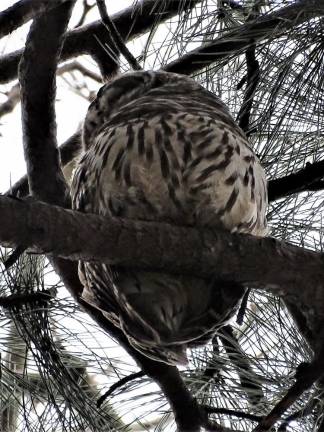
0,0,135,193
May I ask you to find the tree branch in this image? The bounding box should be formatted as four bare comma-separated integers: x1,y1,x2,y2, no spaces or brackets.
97,371,145,407
96,0,142,71
16,3,205,430
0,0,68,40
6,130,81,198
0,0,201,84
18,0,74,205
163,0,324,76
1,195,324,346
268,159,324,202
237,45,260,134
0,62,101,121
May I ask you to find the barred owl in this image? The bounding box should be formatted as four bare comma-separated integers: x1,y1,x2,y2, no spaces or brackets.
71,71,268,365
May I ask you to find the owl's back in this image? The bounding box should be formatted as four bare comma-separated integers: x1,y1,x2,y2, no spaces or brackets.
71,71,268,364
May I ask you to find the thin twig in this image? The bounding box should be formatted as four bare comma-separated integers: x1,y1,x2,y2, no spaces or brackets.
97,371,145,407
237,45,260,133
203,405,262,422
253,346,324,431
74,0,95,28
96,0,142,71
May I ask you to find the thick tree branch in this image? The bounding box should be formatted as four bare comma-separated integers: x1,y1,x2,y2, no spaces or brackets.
268,159,324,202
18,0,74,205
163,0,324,76
17,4,205,430
0,0,68,40
1,195,324,346
0,0,201,84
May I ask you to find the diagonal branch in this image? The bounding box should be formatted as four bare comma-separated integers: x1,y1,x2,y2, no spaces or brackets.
237,45,260,134
164,0,324,76
96,0,142,71
0,0,68,40
268,159,324,202
0,0,201,84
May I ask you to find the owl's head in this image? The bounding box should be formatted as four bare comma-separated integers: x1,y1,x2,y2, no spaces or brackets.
82,70,199,150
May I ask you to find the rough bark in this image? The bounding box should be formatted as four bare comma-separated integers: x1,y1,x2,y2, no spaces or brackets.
1,195,324,347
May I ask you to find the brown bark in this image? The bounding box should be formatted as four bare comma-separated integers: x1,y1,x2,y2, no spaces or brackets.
1,195,324,346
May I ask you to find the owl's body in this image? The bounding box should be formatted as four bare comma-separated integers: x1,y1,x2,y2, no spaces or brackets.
71,71,268,365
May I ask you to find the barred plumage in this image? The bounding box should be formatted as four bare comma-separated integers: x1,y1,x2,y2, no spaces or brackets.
71,71,268,365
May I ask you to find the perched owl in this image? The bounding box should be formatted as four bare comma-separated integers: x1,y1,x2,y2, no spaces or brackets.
71,71,268,365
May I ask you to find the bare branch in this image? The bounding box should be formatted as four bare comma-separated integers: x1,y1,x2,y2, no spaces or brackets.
1,195,324,346
0,62,101,121
96,0,142,71
0,0,68,40
237,45,260,133
0,0,202,84
74,0,96,28
58,60,102,82
203,405,262,423
97,371,145,407
18,0,75,205
164,0,324,76
268,159,324,202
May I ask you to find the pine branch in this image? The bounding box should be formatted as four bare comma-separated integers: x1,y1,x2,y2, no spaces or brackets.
164,0,324,75
0,194,324,349
268,160,324,202
0,0,201,84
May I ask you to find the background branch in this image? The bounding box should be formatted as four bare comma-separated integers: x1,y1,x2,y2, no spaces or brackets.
163,0,324,76
268,159,324,201
0,0,201,84
0,0,68,40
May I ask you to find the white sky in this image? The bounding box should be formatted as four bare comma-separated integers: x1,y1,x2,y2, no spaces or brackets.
0,0,136,193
